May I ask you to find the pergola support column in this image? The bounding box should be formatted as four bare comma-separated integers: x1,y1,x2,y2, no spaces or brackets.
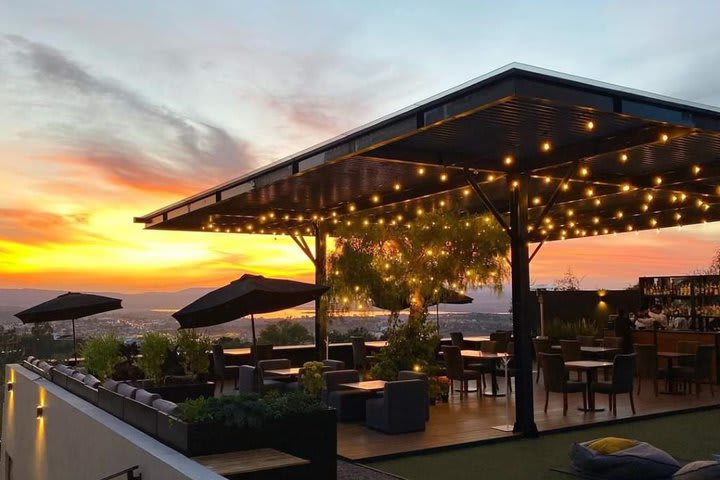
313,223,329,360
509,173,539,437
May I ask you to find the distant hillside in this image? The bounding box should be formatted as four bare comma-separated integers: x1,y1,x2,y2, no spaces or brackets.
0,286,510,313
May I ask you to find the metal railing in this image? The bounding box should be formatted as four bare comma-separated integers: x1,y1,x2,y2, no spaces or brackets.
98,465,141,480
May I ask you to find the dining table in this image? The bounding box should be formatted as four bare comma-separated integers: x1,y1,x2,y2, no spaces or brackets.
339,380,387,392
657,351,695,394
264,367,302,378
461,350,510,396
564,360,613,412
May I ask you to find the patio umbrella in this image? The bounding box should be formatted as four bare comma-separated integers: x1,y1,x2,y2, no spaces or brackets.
15,292,123,361
172,274,329,362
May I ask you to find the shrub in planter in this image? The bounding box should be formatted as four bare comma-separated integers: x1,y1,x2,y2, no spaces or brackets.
82,334,123,380
137,332,173,384
176,329,211,379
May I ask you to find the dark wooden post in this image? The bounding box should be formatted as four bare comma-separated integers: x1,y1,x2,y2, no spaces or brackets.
314,223,329,360
509,172,539,437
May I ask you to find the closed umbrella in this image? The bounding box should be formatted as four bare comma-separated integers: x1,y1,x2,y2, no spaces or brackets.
173,274,328,362
15,292,123,361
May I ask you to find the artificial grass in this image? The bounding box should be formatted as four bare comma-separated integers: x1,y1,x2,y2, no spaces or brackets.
369,408,720,479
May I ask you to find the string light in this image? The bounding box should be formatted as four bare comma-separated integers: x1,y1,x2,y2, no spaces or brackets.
670,194,678,203
487,174,495,182
532,196,542,205
440,173,448,182
641,204,649,212
645,193,654,202
562,182,570,191
680,193,687,202
586,121,595,131
371,194,380,203
394,182,402,191
675,212,682,221
418,167,425,175
592,217,600,224
463,188,471,196
439,200,446,207
585,187,594,197
621,183,631,192
654,176,663,185
579,166,589,177
620,153,628,162
594,198,602,206
567,209,574,217
544,176,552,184
511,180,519,189
650,218,658,227
504,156,514,166
693,165,701,175
542,141,552,152
616,210,624,219
661,133,669,143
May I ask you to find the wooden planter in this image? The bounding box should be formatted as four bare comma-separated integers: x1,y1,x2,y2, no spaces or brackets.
157,408,337,479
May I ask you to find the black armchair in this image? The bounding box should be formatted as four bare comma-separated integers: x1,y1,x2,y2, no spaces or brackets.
322,369,374,421
366,380,426,434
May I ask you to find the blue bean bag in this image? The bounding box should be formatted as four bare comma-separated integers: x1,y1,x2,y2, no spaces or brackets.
570,438,681,480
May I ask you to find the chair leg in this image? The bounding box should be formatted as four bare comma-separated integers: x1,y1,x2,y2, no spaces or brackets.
544,389,549,413
582,390,587,411
563,392,568,416
629,392,636,414
535,362,540,383
637,376,641,395
612,394,617,416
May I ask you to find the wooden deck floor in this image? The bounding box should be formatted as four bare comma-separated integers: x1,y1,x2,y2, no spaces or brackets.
338,377,720,460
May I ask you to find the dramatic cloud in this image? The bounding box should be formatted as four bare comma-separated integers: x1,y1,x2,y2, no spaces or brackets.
1,34,256,195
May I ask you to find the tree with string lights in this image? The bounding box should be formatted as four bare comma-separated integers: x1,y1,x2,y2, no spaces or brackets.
327,209,509,378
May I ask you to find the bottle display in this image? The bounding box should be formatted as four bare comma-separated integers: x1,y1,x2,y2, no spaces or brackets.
639,275,720,331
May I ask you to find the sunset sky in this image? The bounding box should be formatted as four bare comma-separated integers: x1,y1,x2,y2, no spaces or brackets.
2,1,720,295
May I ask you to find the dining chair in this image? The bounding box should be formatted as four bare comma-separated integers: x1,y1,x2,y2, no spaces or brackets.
467,341,498,391
251,344,274,364
351,336,374,370
590,353,637,415
561,340,582,380
442,345,484,396
257,358,292,392
672,345,715,397
576,335,596,347
211,344,240,394
603,337,623,349
539,353,586,415
489,331,510,353
677,341,700,368
633,343,661,396
450,332,465,348
532,337,552,384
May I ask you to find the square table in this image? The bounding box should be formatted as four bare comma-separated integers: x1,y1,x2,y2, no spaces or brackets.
657,351,695,394
264,367,302,377
339,380,387,392
461,351,510,396
564,360,613,411
365,340,389,349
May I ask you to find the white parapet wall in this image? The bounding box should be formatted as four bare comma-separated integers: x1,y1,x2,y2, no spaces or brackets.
1,364,224,480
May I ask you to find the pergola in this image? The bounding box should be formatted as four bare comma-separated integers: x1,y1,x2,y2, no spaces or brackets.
135,64,720,436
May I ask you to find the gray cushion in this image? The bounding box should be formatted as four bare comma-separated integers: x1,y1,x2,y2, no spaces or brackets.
673,461,720,479
55,364,69,373
27,356,36,363
102,379,122,392
39,362,53,373
571,440,681,479
116,383,138,398
71,372,86,381
83,375,101,387
152,399,179,415
134,389,160,405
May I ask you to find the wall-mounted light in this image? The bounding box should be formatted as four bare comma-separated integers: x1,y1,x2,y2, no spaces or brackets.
598,289,607,298
36,405,43,419
7,381,13,392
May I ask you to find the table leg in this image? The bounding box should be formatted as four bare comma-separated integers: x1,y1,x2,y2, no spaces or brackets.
484,359,506,397
577,368,604,412
661,358,682,395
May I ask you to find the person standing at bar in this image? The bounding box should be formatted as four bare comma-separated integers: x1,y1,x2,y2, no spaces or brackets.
614,308,634,354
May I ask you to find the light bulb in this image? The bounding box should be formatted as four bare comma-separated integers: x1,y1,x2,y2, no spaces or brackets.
620,153,628,162
661,133,669,142
418,167,425,175
394,182,401,191
586,121,594,130
371,195,380,203
542,141,551,152
579,167,589,177
440,173,448,182
504,156,514,166
693,165,701,175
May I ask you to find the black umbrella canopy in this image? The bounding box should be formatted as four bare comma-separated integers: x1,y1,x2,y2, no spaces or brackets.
15,292,123,323
372,288,473,311
172,274,329,329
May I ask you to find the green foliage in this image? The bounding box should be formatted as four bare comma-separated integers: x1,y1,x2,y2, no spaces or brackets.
81,333,123,380
545,318,598,342
176,329,211,378
137,332,173,384
258,319,313,346
299,361,325,396
328,209,508,313
217,336,251,348
176,391,325,428
370,311,439,381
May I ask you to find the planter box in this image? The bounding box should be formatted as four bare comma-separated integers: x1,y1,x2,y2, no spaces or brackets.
158,408,337,479
143,382,215,403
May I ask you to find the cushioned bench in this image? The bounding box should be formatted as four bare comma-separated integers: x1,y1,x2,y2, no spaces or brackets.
123,388,161,436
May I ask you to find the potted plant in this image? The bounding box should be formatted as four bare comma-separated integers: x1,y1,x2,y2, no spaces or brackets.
299,361,324,397
157,391,337,479
82,334,123,380
137,331,214,402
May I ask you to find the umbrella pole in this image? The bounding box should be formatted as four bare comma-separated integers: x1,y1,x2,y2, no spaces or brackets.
72,318,77,364
251,314,258,365
436,304,440,333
